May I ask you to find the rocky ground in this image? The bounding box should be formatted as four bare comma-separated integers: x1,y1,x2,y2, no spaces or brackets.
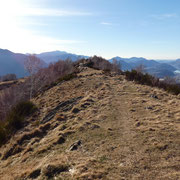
0,67,179,179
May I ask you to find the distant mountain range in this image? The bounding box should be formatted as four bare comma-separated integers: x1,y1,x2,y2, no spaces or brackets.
109,57,179,78
0,49,87,78
0,48,180,79
36,51,88,64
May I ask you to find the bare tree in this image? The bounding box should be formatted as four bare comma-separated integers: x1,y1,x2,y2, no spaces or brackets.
135,64,145,73
112,58,121,72
1,74,17,82
163,76,176,85
24,55,43,99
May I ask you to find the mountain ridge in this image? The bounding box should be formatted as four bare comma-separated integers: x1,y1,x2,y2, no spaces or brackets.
1,48,180,78
0,66,179,179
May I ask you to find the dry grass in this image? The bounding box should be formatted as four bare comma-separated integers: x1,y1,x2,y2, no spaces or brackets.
0,67,179,179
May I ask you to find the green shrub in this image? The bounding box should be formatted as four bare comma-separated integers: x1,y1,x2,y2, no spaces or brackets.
0,101,37,146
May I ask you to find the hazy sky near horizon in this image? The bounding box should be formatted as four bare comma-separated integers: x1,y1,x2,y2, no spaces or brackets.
0,0,180,59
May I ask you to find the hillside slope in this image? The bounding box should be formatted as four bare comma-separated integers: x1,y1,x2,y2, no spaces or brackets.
0,67,179,179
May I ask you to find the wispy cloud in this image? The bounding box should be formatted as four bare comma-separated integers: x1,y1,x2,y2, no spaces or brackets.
100,22,113,26
150,13,178,20
0,1,88,53
0,1,92,17
0,24,86,53
14,8,92,17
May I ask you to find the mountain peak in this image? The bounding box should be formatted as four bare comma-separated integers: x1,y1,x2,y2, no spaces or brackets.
37,50,68,56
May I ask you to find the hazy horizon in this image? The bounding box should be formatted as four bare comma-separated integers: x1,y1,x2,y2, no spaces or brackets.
0,47,179,61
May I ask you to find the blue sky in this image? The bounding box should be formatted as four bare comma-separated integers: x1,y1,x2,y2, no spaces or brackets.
0,0,180,59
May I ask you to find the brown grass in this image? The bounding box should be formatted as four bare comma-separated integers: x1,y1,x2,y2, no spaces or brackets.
0,67,179,179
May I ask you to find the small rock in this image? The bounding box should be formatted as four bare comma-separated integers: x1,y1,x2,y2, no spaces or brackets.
130,109,136,112
69,140,82,151
150,94,158,99
146,106,153,110
149,128,155,131
135,122,141,127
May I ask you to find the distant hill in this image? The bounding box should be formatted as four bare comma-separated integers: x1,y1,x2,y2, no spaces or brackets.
167,59,180,70
36,51,88,64
146,63,176,78
0,49,88,78
0,49,27,78
109,56,177,78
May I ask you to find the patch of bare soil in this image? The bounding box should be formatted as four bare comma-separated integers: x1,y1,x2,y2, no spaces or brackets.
0,67,179,179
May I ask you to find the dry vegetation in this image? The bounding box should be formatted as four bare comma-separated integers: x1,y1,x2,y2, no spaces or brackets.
0,57,75,123
0,59,179,179
125,70,180,95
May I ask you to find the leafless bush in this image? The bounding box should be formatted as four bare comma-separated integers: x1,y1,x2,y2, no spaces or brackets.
0,74,17,82
135,64,146,73
0,58,75,122
163,76,176,85
31,59,75,93
112,58,121,73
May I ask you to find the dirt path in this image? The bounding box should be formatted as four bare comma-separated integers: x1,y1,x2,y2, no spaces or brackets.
103,77,180,179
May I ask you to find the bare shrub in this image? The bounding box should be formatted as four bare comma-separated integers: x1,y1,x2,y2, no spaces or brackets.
163,76,176,85
135,64,146,73
112,58,121,73
31,59,75,94
0,58,75,122
1,74,17,82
